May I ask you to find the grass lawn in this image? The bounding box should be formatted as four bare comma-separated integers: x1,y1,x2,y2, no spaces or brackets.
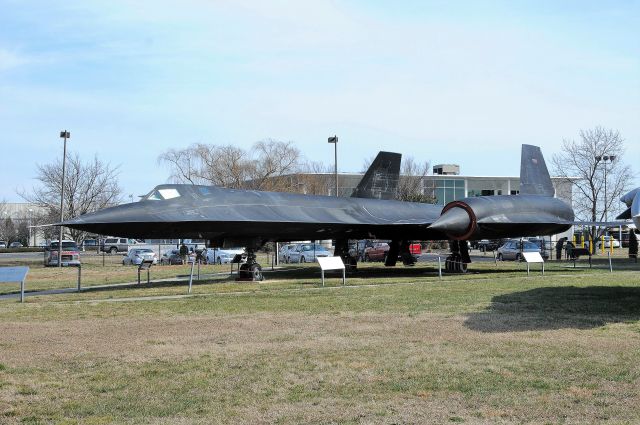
0,254,639,424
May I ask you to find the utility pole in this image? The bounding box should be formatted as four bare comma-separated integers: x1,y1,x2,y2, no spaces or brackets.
58,130,70,267
328,135,338,197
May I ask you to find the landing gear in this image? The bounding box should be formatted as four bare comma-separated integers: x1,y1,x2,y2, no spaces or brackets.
445,240,471,273
237,249,264,281
445,254,468,273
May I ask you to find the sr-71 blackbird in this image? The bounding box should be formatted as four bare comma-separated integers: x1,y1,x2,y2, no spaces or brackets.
63,144,574,279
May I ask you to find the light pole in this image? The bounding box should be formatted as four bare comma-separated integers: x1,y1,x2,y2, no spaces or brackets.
28,208,33,247
595,154,616,223
58,130,70,267
328,135,338,197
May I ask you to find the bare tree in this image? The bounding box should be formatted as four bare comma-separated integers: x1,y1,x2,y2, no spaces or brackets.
20,154,122,242
159,140,303,191
397,157,434,203
551,126,633,242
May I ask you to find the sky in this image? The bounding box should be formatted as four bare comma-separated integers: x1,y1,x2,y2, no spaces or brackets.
0,0,638,202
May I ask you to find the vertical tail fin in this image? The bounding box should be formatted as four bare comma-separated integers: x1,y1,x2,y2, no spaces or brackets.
519,144,555,197
351,151,401,200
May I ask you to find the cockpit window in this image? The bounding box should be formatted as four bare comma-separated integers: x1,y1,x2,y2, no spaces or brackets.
159,188,180,199
146,188,181,201
147,191,162,201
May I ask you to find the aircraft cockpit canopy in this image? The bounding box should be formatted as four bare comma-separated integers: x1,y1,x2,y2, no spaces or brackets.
145,187,182,201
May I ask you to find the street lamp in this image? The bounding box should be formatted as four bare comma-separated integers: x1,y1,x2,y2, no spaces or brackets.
595,154,616,223
28,208,33,247
328,135,338,197
58,130,70,267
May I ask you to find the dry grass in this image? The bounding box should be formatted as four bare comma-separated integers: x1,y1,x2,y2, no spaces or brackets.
0,256,639,424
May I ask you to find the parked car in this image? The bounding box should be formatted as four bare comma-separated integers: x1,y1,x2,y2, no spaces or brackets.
475,239,502,252
364,242,390,262
278,244,298,264
122,248,158,266
160,249,184,265
101,237,139,254
0,240,7,249
496,240,540,261
205,247,245,264
80,239,99,251
596,236,620,249
44,240,81,267
348,240,368,262
526,238,552,259
9,242,23,248
288,243,331,263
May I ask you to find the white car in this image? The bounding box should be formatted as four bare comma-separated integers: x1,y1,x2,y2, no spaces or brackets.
205,247,245,264
597,236,620,249
122,248,158,266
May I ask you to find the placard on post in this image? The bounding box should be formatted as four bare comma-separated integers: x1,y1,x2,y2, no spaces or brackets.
0,266,29,303
522,252,545,276
317,257,346,286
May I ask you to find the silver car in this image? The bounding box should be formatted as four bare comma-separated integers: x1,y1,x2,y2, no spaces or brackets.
205,247,245,264
288,243,331,263
122,248,158,266
278,244,297,264
497,240,541,261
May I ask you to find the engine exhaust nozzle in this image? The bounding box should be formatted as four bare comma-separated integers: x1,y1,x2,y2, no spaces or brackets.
429,201,477,240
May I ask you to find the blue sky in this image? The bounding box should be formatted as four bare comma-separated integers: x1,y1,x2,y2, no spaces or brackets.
1,0,638,202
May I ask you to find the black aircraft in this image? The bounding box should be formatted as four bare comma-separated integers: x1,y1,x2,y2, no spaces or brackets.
62,144,574,279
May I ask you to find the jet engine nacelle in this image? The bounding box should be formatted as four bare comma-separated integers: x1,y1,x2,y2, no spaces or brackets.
619,188,640,228
430,195,574,240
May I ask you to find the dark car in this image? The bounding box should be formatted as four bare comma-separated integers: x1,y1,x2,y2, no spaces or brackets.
476,239,502,252
160,249,184,265
80,239,99,251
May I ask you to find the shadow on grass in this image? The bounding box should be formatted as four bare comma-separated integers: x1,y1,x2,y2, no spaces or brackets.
465,286,640,332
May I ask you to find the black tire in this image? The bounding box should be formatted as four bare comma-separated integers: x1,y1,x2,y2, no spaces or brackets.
497,253,503,261
364,254,370,262
515,253,522,262
217,257,222,265
109,247,117,254
300,256,306,263
250,264,263,281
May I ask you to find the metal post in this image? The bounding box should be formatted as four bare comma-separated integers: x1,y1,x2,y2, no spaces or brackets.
542,262,545,276
334,140,338,196
20,279,24,303
321,269,325,287
197,260,200,280
147,268,150,284
342,268,345,285
493,250,497,266
527,263,530,276
138,269,141,285
438,256,442,280
608,251,613,273
77,265,81,292
58,130,69,267
188,261,195,294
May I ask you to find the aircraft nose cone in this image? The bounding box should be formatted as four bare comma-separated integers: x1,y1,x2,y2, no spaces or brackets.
429,207,471,237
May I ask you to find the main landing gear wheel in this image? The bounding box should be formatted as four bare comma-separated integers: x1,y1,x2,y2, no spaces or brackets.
238,263,263,281
444,254,468,273
237,249,264,281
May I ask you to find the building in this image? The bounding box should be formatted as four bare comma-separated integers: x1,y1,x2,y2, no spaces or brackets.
289,171,574,207
0,203,47,246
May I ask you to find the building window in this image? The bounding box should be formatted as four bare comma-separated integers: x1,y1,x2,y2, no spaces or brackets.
433,179,465,205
